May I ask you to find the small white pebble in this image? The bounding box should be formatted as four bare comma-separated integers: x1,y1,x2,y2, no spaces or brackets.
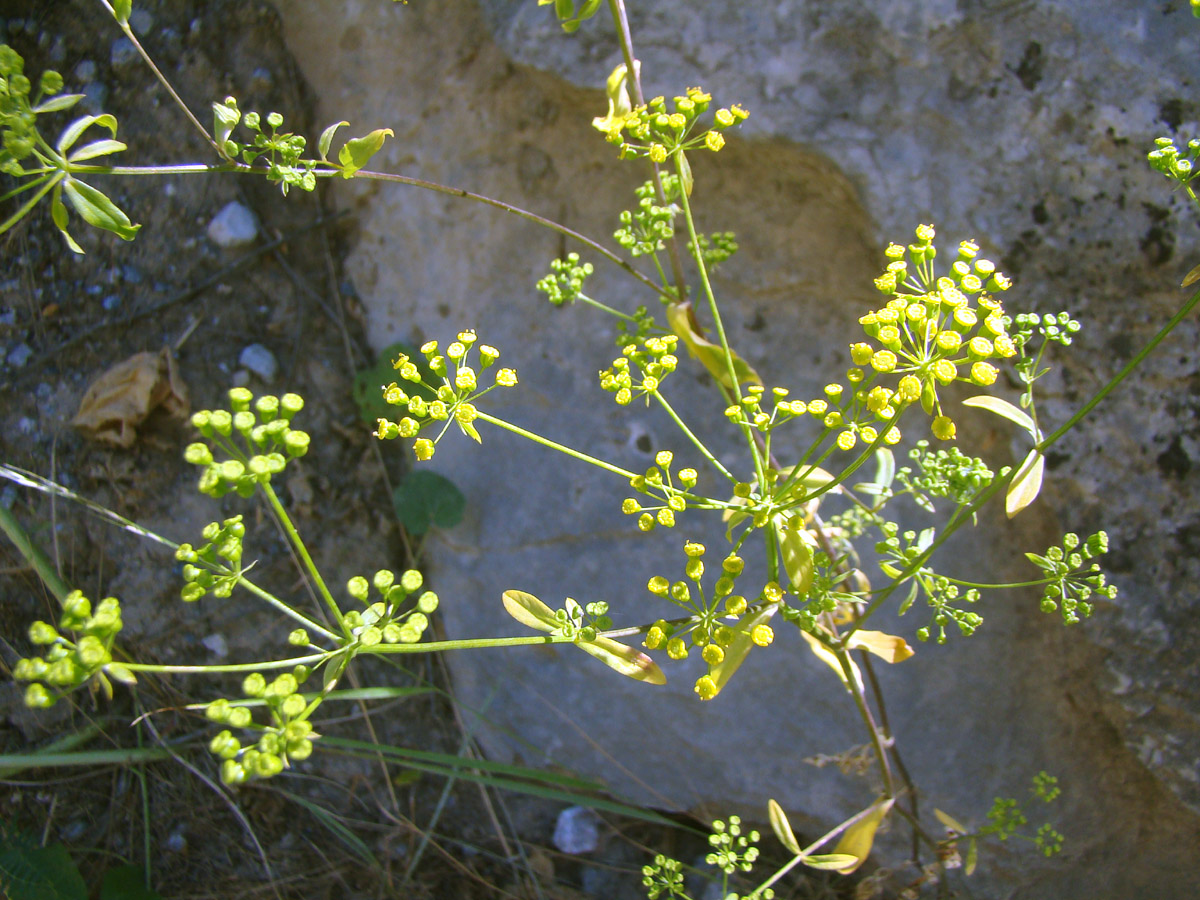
207,201,259,249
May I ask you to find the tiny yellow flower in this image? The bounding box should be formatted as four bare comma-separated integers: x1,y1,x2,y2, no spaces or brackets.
694,675,718,700
705,130,725,152
751,624,774,646
932,416,957,440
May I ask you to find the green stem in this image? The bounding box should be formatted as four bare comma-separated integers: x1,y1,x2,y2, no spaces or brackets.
651,391,736,483
98,0,223,156
673,150,766,486
260,482,346,635
577,291,640,321
122,653,328,674
0,173,60,236
606,0,690,302
366,633,585,654
236,575,339,642
475,410,638,480
1040,284,1200,449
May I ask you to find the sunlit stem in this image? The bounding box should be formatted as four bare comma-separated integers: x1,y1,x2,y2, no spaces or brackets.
651,391,736,483
475,411,638,480
576,291,640,322
236,576,340,642
122,653,329,674
260,482,347,636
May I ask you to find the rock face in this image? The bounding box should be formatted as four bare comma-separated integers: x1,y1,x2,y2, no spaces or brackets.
276,0,1200,896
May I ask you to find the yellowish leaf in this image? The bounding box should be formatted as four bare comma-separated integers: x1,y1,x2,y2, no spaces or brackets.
665,301,761,390
800,629,862,692
846,630,914,664
933,808,969,835
1182,261,1200,288
576,634,666,685
707,604,778,698
501,590,558,632
1006,449,1044,518
768,799,801,855
800,853,860,871
831,797,894,874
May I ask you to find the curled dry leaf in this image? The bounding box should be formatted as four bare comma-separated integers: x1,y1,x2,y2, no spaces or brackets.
71,348,189,447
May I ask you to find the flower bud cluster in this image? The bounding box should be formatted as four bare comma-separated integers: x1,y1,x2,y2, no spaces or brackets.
1027,531,1116,625
212,96,317,194
895,440,995,510
550,598,612,643
0,45,66,175
186,389,309,498
535,252,594,306
342,568,439,646
705,816,761,875
854,225,1016,441
207,667,317,785
374,331,517,460
14,590,134,708
688,231,739,269
614,177,681,258
643,542,774,701
621,448,694,531
1011,311,1081,349
175,516,245,602
1147,136,1198,188
596,85,748,162
600,335,680,409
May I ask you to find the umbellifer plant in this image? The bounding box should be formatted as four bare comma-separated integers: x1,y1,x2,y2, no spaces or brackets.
4,0,1200,896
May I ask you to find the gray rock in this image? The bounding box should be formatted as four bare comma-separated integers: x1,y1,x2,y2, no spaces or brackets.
274,0,1200,895
206,201,259,249
238,343,278,382
552,805,600,854
110,37,138,69
6,343,32,368
129,9,154,35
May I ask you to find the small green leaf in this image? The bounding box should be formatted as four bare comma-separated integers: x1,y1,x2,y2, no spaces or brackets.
456,416,482,443
677,149,693,196
112,0,133,26
1182,262,1200,288
33,94,84,114
62,178,140,241
0,840,88,900
768,799,801,855
962,394,1037,439
392,469,465,536
502,590,559,632
1006,449,1044,518
323,650,349,691
104,663,137,686
966,836,978,875
56,114,118,155
67,139,128,163
775,516,815,596
100,865,163,900
337,128,394,177
799,853,860,871
317,120,349,161
575,634,666,685
50,181,84,255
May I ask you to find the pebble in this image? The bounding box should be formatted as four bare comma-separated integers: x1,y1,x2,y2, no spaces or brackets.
239,343,278,382
110,37,139,68
552,806,600,854
102,294,122,312
206,201,259,249
201,634,228,658
74,59,97,82
6,343,32,368
129,9,154,34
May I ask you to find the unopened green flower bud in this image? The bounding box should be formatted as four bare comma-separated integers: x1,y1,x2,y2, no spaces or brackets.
29,620,58,645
